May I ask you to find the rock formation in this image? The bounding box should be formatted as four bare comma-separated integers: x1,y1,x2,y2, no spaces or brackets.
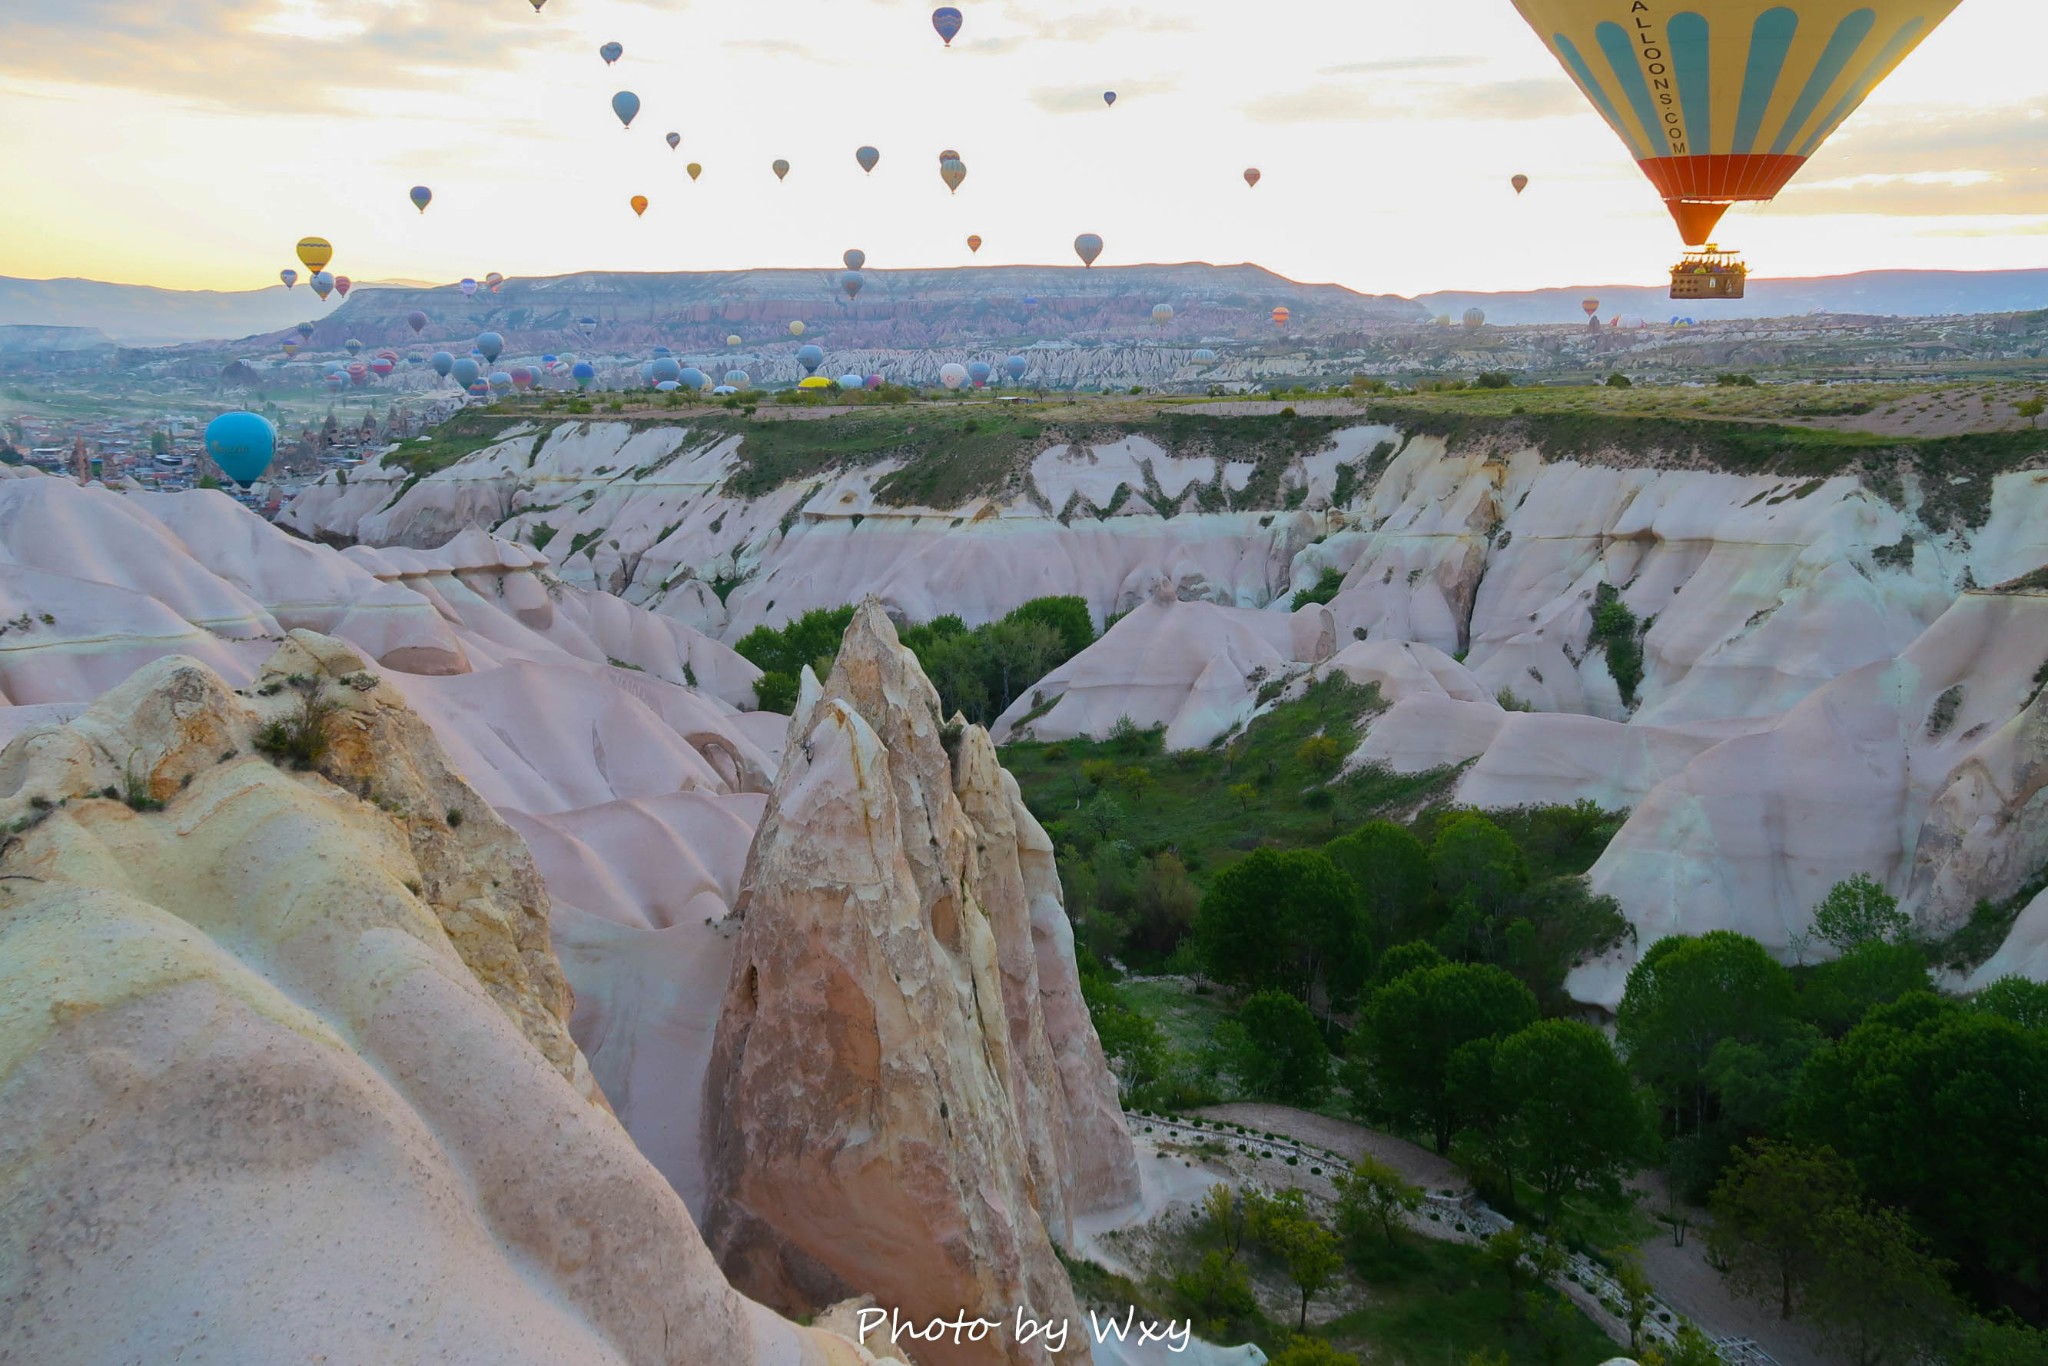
702,600,1139,1365
0,634,872,1366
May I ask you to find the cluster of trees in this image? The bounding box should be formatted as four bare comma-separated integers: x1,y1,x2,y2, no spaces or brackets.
732,595,1096,721
1177,1186,1343,1338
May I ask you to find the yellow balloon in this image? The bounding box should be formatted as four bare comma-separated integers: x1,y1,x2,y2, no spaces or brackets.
726,334,743,346
788,321,806,337
631,195,649,217
687,163,703,181
296,237,333,274
1509,0,1962,244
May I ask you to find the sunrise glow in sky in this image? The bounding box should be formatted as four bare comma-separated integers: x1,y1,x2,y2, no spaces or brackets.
1,0,2043,297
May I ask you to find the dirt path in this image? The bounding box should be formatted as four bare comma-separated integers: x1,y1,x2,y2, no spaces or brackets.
1195,1104,1844,1366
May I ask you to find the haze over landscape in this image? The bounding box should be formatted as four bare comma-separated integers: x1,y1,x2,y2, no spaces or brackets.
3,4,2048,1366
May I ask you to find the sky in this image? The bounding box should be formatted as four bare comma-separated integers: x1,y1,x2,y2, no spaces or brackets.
0,0,2043,298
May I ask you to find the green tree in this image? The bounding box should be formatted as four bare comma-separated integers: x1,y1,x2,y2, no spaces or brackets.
1125,852,1200,961
1642,1324,1721,1366
1081,792,1127,840
1168,1251,1257,1340
1200,1184,1250,1264
1080,974,1165,1098
1955,1314,2048,1366
1799,939,1931,1036
1273,1212,1344,1330
1228,781,1258,811
1807,1201,1958,1366
1227,991,1332,1104
1000,594,1095,657
1295,734,1347,775
752,670,800,713
1481,1226,1535,1319
1332,1155,1421,1248
1346,962,1538,1153
1430,811,1527,920
1613,1248,1655,1355
1111,764,1155,806
1266,1340,1360,1366
734,605,856,681
1324,821,1433,950
1707,1139,1863,1319
1810,873,1910,952
1370,939,1446,991
1493,1019,1647,1217
1615,931,1796,1132
1972,975,2048,1029
1196,848,1365,1004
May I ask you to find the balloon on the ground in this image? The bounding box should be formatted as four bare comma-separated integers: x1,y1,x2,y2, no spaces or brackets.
1464,307,1486,330
726,334,743,346
410,186,433,213
679,367,707,391
571,361,596,388
651,358,682,384
1004,355,1027,381
511,367,535,391
939,362,968,389
1508,0,1961,245
296,237,333,273
844,248,866,271
838,373,865,388
967,360,992,386
477,332,504,362
612,91,640,128
797,376,833,390
488,371,513,395
932,7,963,46
856,145,880,174
280,269,297,290
205,412,277,489
1193,348,1217,362
725,369,750,387
1074,234,1103,267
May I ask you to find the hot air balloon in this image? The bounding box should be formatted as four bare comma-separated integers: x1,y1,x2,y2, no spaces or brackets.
725,369,751,388
489,371,514,395
410,186,433,213
866,375,884,389
789,321,806,337
1074,234,1103,267
772,159,791,182
656,380,681,393
478,333,504,363
1152,303,1174,327
939,157,967,193
1271,306,1291,327
1004,355,1027,382
856,145,880,174
371,356,395,378
966,235,982,253
280,269,298,290
938,148,959,162
408,310,428,334
1193,348,1217,362
653,346,672,360
1510,0,1960,290
578,316,599,340
572,361,596,389
1511,174,1529,195
280,341,299,358
460,278,478,298
205,413,276,488
687,163,702,181
727,334,743,347
679,367,707,391
467,380,491,397
1022,296,1041,314
967,359,993,387
932,7,963,46
486,273,505,294
326,373,348,392
653,357,684,385
296,237,333,274
631,195,649,217
1244,168,1261,188
666,132,681,150
347,363,369,387
841,271,864,300
1103,91,1117,107
345,339,364,357
310,272,335,300
844,248,867,271
600,41,623,65
1463,308,1486,331
1583,298,1602,319
296,323,315,342
431,352,455,378
334,276,352,299
528,0,545,12
939,363,969,390
797,344,825,375
514,367,538,392
612,91,640,128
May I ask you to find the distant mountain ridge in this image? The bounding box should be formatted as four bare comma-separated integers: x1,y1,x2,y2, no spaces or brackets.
4,264,2047,349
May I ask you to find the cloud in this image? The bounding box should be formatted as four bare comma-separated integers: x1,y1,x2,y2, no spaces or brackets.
0,0,544,114
1317,55,1484,76
1030,81,1178,114
1246,78,1581,125
985,2,1194,44
719,38,821,61
1771,101,2048,217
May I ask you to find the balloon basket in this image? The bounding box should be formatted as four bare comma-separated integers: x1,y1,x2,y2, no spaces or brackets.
1670,245,1747,300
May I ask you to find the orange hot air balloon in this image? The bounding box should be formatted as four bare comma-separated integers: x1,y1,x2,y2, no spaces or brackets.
1510,0,1963,248
966,235,982,253
631,195,649,217
1511,174,1530,195
1271,306,1291,327
1583,298,1601,317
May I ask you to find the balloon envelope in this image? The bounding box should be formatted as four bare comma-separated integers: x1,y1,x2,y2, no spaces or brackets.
296,323,315,341
1463,308,1486,330
772,159,790,181
460,278,478,297
856,145,880,174
838,374,865,389
1582,298,1601,316
296,237,333,273
1508,0,1961,244
204,412,276,489
1511,174,1529,195
1152,304,1174,326
725,370,750,387
477,333,504,362
1004,355,1027,381
280,269,297,290
939,157,967,193
408,311,428,334
1244,168,1261,188
939,363,969,390
571,361,596,387
651,358,683,384
840,271,864,300
1103,91,1116,106
932,7,963,45
966,235,982,253
678,367,707,391
452,358,481,387
431,351,455,377
334,277,351,298
666,132,681,150
797,344,825,374
612,91,640,128
1271,306,1291,326
345,339,363,356
310,272,334,300
600,41,623,64
967,360,993,385
631,195,649,216
844,248,866,271
788,321,806,337
410,186,433,213
1074,234,1103,267
687,163,702,181
488,372,513,394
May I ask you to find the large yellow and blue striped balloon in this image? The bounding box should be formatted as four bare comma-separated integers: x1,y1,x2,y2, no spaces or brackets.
1511,0,1963,244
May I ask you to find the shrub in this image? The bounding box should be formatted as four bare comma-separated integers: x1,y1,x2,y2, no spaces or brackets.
1605,373,1633,389
254,686,341,772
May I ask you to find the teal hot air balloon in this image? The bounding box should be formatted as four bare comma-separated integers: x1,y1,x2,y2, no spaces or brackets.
452,357,481,388
678,366,707,391
612,91,640,129
431,351,455,378
797,344,825,375
204,412,277,489
651,357,683,385
968,359,993,386
572,361,596,389
477,332,504,363
840,271,864,300
838,373,865,389
844,248,866,271
856,146,880,174
1005,355,1027,382
410,186,433,214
